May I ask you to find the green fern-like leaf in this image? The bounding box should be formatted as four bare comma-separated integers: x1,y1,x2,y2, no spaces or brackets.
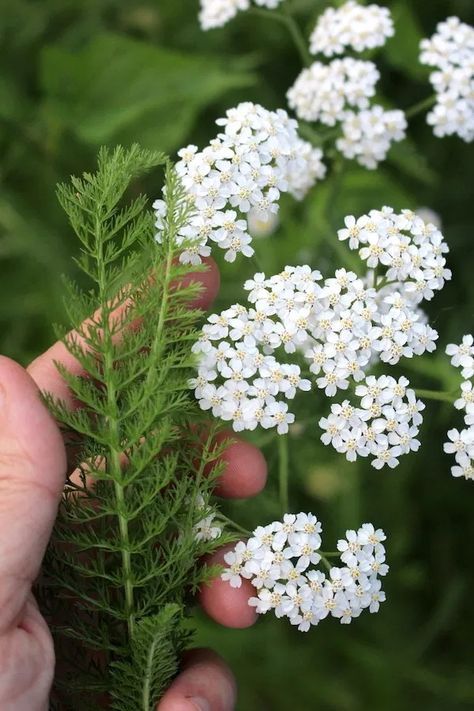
39,145,227,709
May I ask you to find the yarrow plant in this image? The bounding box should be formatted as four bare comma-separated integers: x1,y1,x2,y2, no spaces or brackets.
32,3,474,705
40,148,233,708
222,515,388,630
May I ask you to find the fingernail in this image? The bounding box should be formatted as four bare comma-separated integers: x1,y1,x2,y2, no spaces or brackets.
190,697,211,711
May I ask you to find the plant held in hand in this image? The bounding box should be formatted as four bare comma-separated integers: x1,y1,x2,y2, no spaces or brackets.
39,146,228,709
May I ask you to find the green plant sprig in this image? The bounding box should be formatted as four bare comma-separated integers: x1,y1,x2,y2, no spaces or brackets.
39,145,231,710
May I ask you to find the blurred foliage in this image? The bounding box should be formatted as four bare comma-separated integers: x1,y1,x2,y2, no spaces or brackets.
1,0,473,709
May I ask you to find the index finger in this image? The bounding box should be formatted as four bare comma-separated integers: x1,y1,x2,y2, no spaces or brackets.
27,258,220,406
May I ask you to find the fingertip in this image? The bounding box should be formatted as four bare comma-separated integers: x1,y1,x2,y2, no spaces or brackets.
183,257,220,311
199,547,258,629
213,434,267,499
158,648,236,711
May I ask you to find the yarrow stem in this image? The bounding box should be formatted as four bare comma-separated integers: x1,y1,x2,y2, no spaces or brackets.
415,388,456,403
278,434,290,514
96,213,135,640
217,513,251,537
405,95,437,119
249,7,312,66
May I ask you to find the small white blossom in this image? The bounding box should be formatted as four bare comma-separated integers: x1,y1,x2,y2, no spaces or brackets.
446,335,474,378
223,515,388,631
287,59,379,125
155,103,325,264
336,106,407,169
309,1,394,57
320,374,424,470
193,514,222,542
420,17,474,142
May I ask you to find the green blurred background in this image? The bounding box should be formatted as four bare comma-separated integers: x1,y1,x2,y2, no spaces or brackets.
1,1,473,709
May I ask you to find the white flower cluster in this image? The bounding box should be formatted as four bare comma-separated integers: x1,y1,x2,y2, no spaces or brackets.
153,102,325,264
198,0,282,30
336,105,407,169
320,375,424,469
338,207,451,305
444,335,474,481
420,17,474,142
287,58,379,125
286,1,404,168
192,208,448,436
309,1,394,57
222,514,388,631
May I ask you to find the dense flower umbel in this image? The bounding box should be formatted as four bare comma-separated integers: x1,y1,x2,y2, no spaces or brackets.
420,17,474,142
309,1,394,57
320,375,424,469
154,102,325,264
337,207,451,304
192,208,448,441
285,3,404,170
287,58,380,125
336,106,407,169
444,336,474,481
199,0,283,30
222,515,388,631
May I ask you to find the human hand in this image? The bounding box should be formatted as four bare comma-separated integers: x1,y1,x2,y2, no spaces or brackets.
0,258,266,711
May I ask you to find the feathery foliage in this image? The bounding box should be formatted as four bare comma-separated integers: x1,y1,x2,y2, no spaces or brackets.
39,145,229,709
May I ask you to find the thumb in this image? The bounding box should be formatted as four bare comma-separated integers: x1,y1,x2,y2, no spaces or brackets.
0,356,66,633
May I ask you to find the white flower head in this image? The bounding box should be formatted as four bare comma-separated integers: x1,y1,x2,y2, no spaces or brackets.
155,103,325,264
309,1,394,57
420,17,474,142
222,514,387,631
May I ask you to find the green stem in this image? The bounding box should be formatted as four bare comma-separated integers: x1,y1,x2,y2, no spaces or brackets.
251,250,266,274
281,7,312,66
142,632,159,710
320,555,332,572
319,551,340,557
405,95,437,119
415,388,456,403
278,434,289,513
217,513,251,537
249,7,312,66
96,212,135,640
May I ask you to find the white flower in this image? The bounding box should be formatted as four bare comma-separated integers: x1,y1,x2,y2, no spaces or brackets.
199,0,250,30
155,103,325,264
320,374,424,470
455,381,474,411
363,578,386,613
446,335,474,378
336,105,407,169
287,58,379,125
420,17,474,142
222,516,388,631
247,207,279,238
443,427,474,455
309,1,394,57
193,515,222,542
451,451,474,480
